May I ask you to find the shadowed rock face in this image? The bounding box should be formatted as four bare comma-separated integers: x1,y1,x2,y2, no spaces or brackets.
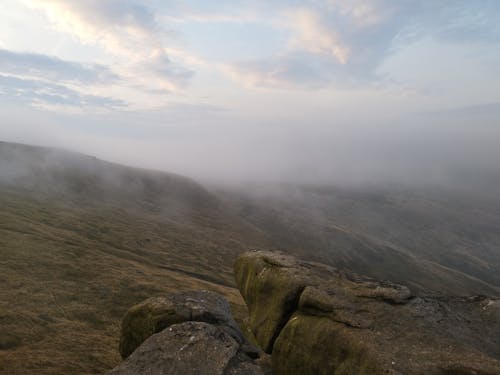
234,250,500,375
111,290,268,375
119,290,249,359
109,322,265,375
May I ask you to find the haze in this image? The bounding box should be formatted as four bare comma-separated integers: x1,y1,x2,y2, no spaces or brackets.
1,0,499,188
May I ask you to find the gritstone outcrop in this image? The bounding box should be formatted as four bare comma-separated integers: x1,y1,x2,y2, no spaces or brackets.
109,290,268,375
234,250,500,375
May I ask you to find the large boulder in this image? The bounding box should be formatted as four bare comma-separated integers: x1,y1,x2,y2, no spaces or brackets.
234,251,309,352
109,322,266,375
111,290,269,375
235,250,500,375
119,290,252,359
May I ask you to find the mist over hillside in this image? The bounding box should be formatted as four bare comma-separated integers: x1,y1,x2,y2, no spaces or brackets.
2,140,499,294
2,1,500,374
0,141,273,374
5,113,500,196
1,141,499,374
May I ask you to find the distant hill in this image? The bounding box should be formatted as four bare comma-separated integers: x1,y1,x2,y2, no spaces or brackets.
219,183,500,295
1,141,499,374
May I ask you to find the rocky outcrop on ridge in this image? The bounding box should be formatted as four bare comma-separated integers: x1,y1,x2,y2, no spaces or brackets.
108,253,500,375
109,290,268,375
235,250,500,375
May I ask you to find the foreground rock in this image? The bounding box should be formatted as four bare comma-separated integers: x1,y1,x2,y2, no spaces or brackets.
119,290,251,359
110,290,268,375
109,322,265,375
235,250,500,375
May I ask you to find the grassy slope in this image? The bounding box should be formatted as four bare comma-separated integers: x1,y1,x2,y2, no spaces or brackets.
217,184,500,296
0,142,275,374
1,142,500,374
0,185,275,374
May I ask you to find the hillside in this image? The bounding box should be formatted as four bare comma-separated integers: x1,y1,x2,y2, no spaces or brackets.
0,142,275,374
1,141,499,374
218,183,500,295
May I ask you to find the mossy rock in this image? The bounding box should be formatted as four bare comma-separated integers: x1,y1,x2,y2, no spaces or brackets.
119,290,246,358
234,251,500,375
234,251,309,352
273,313,383,375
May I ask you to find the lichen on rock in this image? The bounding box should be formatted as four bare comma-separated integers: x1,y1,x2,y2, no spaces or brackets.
119,290,249,359
110,290,268,375
110,322,265,375
234,250,500,375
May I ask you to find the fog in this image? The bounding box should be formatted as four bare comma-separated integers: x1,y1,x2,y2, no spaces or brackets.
1,1,499,195
1,101,500,197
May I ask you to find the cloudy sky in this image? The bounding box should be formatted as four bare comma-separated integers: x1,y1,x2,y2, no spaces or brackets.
1,0,499,185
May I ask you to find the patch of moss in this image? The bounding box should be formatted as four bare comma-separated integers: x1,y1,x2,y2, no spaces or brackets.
273,313,380,375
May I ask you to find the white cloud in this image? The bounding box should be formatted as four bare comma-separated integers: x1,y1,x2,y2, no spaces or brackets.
27,0,158,57
222,56,330,90
284,8,350,64
221,1,500,90
327,0,394,28
25,0,194,106
5,0,500,98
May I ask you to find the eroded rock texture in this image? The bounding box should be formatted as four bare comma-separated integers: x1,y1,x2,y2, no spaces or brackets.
110,322,265,375
235,250,500,375
110,290,268,375
118,290,250,359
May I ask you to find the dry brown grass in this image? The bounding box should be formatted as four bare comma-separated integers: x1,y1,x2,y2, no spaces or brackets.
0,187,262,374
2,142,500,374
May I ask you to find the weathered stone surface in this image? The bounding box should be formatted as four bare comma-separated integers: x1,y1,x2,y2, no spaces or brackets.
234,252,310,352
119,290,250,359
235,250,500,375
109,322,266,375
273,313,384,375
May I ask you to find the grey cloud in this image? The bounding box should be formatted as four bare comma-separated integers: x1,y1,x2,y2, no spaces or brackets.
0,49,119,84
425,102,500,118
0,49,126,108
146,51,194,89
0,75,126,108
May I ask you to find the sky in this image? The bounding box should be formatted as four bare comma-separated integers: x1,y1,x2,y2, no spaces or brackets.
1,0,500,186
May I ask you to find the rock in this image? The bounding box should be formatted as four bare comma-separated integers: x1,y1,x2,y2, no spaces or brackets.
108,322,266,375
235,250,500,375
273,313,384,375
234,251,310,352
119,290,251,359
112,290,270,374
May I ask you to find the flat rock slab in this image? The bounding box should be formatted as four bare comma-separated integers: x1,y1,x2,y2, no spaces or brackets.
109,322,265,375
